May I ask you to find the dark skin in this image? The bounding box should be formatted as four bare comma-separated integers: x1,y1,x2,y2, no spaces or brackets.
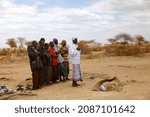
53,38,61,54
32,41,40,55
44,43,49,55
44,43,49,50
49,42,54,48
61,40,68,55
73,38,80,51
39,40,45,47
40,38,45,43
62,40,66,47
53,38,58,45
49,42,58,58
32,41,37,48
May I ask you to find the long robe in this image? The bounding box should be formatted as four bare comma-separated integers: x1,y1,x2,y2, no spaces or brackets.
72,64,83,81
27,46,42,89
69,44,83,81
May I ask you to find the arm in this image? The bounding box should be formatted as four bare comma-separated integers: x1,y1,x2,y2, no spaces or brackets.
60,47,68,56
51,54,58,58
27,47,37,60
69,46,80,57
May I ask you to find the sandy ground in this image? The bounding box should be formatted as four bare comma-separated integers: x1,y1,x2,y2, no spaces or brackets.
0,54,150,100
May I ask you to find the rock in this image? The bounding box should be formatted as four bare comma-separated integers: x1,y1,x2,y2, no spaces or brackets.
99,85,108,91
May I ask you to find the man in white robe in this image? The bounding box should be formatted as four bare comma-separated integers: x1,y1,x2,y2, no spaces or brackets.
69,37,83,87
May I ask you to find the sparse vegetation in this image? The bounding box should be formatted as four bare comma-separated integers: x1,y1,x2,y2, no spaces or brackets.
115,33,133,45
1,34,150,58
0,48,27,57
25,41,32,46
105,45,142,56
105,33,150,56
78,40,91,54
17,37,26,48
78,40,103,54
0,48,11,56
6,38,17,48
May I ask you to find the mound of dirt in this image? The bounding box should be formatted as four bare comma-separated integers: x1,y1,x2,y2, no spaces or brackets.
92,76,124,92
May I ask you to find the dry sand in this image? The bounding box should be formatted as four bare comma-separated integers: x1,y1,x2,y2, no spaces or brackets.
0,54,150,100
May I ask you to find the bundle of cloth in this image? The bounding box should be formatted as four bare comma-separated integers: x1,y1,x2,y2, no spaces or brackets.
0,86,14,94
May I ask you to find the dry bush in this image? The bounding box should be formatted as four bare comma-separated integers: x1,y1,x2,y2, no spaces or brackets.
0,48,27,57
140,45,150,53
0,49,8,56
78,41,91,54
0,48,11,56
17,37,26,48
135,35,145,45
25,41,32,46
105,45,143,56
90,46,105,52
15,48,27,56
6,38,17,48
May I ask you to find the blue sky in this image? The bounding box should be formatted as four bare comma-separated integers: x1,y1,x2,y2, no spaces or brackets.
0,0,150,47
14,0,91,8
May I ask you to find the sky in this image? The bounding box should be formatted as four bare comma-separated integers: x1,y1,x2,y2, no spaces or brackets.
0,0,150,47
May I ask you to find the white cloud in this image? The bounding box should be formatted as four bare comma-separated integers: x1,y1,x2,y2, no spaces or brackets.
86,0,150,38
0,0,150,47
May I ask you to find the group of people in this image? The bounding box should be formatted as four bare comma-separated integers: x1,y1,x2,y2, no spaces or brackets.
27,37,83,90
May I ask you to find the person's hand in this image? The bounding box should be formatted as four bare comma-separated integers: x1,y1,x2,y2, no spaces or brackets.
76,47,80,51
57,50,61,54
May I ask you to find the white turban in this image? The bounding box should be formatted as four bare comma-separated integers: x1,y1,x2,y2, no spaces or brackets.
72,37,77,41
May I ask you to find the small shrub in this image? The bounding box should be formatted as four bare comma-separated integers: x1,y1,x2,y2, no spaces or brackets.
105,45,143,56
6,38,17,48
0,49,7,56
140,45,150,53
78,41,91,54
0,48,11,56
90,46,105,52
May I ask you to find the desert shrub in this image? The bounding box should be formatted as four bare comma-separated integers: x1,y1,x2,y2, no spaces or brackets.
78,41,91,54
6,38,17,48
0,48,27,57
90,46,105,52
15,48,27,56
105,45,143,56
0,48,11,56
140,45,150,53
25,41,32,46
17,37,26,48
134,35,145,45
0,49,8,56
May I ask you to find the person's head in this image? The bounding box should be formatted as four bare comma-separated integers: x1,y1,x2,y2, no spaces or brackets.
44,43,49,50
39,38,45,46
49,41,54,48
40,38,45,43
53,38,58,45
72,37,78,44
32,41,37,48
62,40,66,47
